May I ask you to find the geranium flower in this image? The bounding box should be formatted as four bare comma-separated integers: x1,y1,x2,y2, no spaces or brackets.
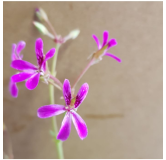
10,38,55,90
37,79,89,141
11,41,26,61
9,41,26,98
91,31,121,63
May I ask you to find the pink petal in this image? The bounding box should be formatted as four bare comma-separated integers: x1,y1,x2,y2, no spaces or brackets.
104,53,121,62
74,83,89,109
71,110,88,140
42,61,46,72
41,48,56,72
57,112,71,141
92,35,101,49
37,105,65,118
20,54,23,60
11,60,37,71
11,72,34,83
12,43,16,53
16,41,26,55
102,31,108,47
35,38,44,67
107,39,117,50
9,79,18,98
45,48,56,61
11,53,17,61
63,79,72,106
11,44,17,61
25,73,40,90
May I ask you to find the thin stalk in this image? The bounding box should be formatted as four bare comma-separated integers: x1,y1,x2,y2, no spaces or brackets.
72,58,94,89
49,74,63,89
48,80,62,91
51,43,60,77
49,43,64,159
46,19,57,37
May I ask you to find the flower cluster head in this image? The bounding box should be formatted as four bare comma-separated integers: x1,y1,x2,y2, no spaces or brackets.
37,79,89,141
34,8,80,44
91,31,121,64
9,38,55,97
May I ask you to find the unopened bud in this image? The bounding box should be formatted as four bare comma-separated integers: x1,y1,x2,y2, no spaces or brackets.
69,29,80,39
64,29,80,42
33,21,49,35
35,7,48,22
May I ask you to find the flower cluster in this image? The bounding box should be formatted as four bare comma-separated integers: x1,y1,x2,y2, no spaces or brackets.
34,8,80,44
9,30,120,142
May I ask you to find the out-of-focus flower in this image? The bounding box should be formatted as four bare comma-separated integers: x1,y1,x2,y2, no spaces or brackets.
11,41,26,61
91,31,121,64
9,41,26,98
10,38,55,90
35,8,48,22
37,79,89,141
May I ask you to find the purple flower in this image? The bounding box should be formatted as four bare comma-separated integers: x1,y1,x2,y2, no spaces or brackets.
9,77,18,98
92,31,121,63
9,41,26,97
37,79,89,141
10,38,55,90
11,41,26,61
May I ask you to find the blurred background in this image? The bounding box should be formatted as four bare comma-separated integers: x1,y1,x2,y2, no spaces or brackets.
3,1,163,159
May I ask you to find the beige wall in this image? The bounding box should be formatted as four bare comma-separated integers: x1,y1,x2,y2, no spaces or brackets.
3,1,163,159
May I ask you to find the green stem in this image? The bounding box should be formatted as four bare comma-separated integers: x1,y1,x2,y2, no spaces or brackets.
52,43,60,77
49,43,64,159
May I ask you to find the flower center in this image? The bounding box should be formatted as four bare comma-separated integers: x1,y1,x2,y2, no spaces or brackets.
65,97,76,111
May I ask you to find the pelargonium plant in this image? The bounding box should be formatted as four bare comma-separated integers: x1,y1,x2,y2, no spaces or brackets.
8,7,121,159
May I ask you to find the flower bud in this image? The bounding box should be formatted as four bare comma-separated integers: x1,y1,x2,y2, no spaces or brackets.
63,29,80,42
35,7,48,22
33,21,49,35
69,29,80,39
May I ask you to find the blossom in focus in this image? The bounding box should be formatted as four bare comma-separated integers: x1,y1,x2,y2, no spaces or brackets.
9,41,26,97
91,31,121,64
37,79,89,141
10,38,55,90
